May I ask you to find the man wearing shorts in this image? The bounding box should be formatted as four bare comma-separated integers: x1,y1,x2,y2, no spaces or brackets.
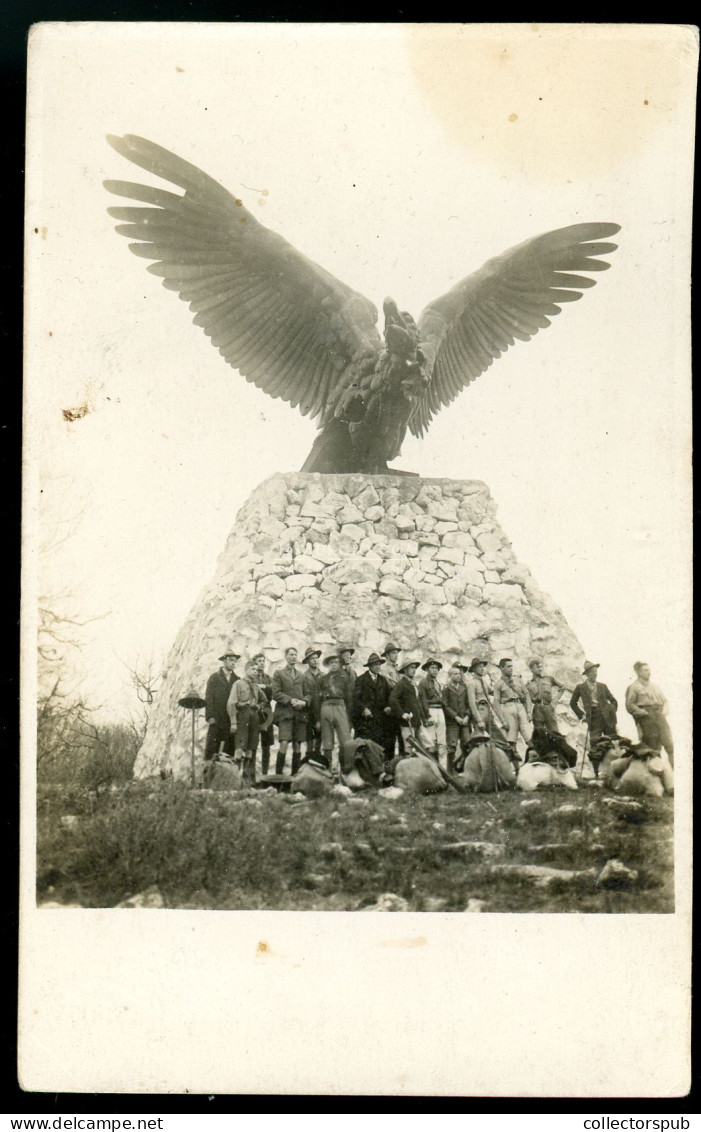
272,646,307,775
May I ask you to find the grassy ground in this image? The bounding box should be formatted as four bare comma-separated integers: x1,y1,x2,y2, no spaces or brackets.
36,778,674,912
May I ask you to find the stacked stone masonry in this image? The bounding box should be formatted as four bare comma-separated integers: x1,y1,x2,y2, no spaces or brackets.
135,474,585,779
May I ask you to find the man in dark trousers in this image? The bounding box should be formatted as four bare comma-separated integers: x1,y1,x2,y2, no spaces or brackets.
252,652,274,776
204,649,241,761
302,647,323,760
389,658,429,744
381,642,404,756
570,661,618,744
353,652,394,760
272,646,308,775
442,661,472,772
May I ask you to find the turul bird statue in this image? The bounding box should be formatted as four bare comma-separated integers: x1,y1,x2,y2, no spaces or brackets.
105,135,620,475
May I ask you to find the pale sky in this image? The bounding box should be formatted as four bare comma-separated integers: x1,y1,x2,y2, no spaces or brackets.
24,23,695,745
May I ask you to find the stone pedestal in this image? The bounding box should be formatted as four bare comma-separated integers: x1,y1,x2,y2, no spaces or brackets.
135,473,585,779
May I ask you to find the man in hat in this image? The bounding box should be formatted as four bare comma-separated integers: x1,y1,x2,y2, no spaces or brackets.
318,654,353,775
227,659,270,785
526,658,563,739
204,649,241,761
493,658,533,760
442,662,472,772
353,652,394,758
302,647,323,760
418,658,448,765
570,662,618,744
381,642,404,756
337,645,357,706
389,659,429,743
467,658,508,737
252,653,274,776
271,646,308,775
625,662,674,766
381,643,402,686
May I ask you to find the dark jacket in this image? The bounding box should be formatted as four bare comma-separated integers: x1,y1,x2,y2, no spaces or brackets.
442,682,470,725
353,670,392,736
418,674,444,714
272,665,307,722
570,681,618,727
205,667,238,732
303,668,323,724
389,675,429,728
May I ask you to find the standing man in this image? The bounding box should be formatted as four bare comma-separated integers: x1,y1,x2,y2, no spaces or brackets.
381,642,403,755
204,649,241,762
493,658,533,761
570,661,618,744
353,652,394,761
338,645,357,710
442,661,472,772
389,659,429,745
467,658,508,738
526,658,562,739
382,643,402,686
418,658,448,766
625,662,674,766
302,647,323,760
272,646,307,775
252,652,274,777
318,654,353,775
228,659,269,785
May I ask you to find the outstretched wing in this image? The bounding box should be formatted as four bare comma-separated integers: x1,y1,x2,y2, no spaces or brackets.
410,223,620,438
104,135,381,421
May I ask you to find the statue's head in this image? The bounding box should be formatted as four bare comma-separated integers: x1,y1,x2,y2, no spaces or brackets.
382,297,429,396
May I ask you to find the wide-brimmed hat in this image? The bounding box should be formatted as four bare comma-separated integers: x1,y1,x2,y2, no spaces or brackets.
399,659,420,674
449,661,468,673
301,647,322,664
219,649,241,661
323,654,340,666
582,661,600,675
421,658,443,671
381,642,402,656
338,644,355,657
469,657,488,672
364,652,385,667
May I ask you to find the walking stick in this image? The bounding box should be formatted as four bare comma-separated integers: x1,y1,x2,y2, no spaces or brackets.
578,719,591,780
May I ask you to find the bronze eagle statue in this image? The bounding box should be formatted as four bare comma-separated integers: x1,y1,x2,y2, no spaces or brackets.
105,135,620,475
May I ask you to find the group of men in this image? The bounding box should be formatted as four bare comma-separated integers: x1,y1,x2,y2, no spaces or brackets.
203,645,675,783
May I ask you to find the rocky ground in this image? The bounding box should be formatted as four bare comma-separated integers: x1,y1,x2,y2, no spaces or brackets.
37,779,674,913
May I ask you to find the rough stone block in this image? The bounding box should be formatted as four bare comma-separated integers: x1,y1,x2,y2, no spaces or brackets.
378,577,413,600
285,573,318,591
435,547,465,565
256,575,286,599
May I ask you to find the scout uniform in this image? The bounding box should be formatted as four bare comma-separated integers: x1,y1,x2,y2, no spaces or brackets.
318,656,352,771
625,666,673,764
493,660,533,750
417,659,447,765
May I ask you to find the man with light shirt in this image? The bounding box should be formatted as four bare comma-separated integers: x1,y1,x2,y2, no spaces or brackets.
626,661,674,766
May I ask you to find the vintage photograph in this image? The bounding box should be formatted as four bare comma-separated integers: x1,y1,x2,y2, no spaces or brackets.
25,24,694,920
